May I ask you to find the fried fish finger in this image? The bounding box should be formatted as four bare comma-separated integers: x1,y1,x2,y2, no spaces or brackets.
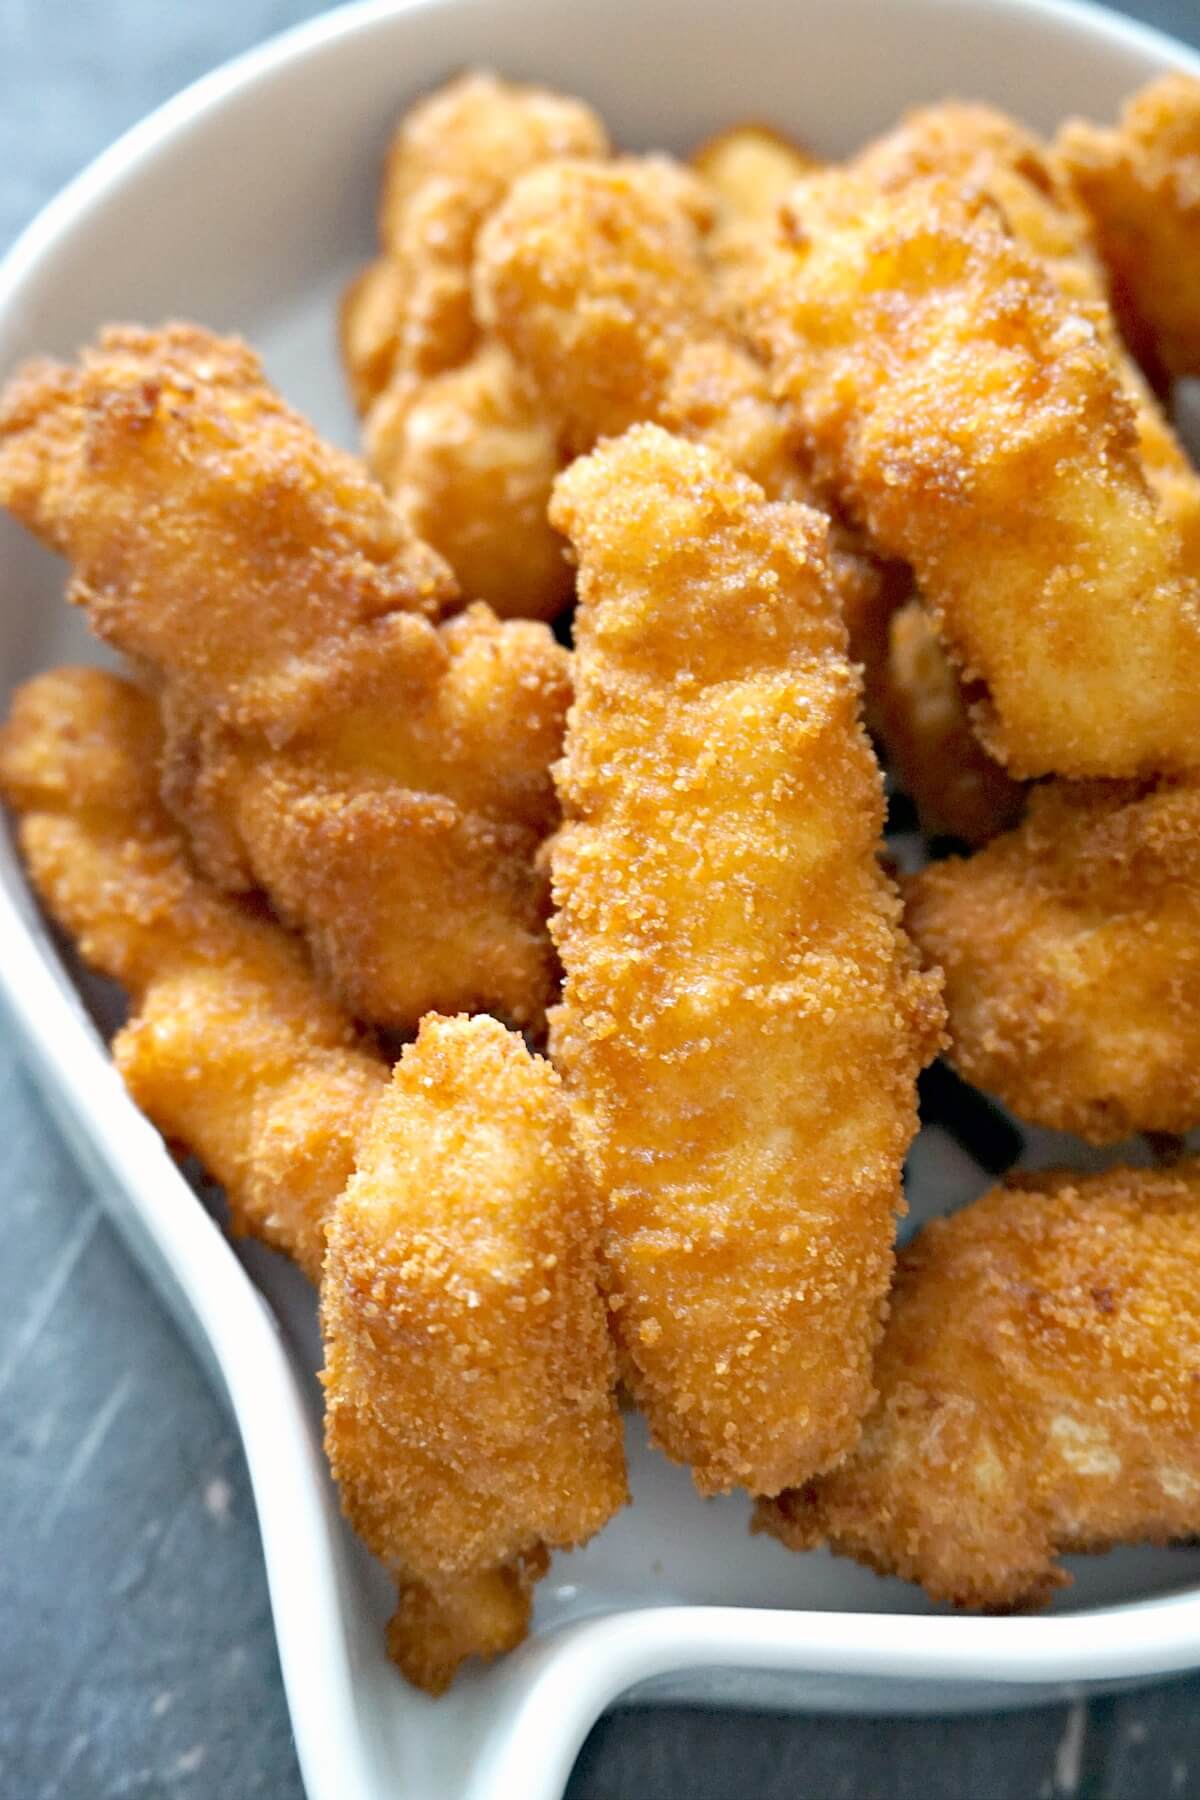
476,153,902,672
740,169,1200,778
0,327,568,1031
1056,75,1200,381
0,667,385,1278
341,71,609,413
322,1013,627,1694
548,425,944,1496
905,778,1200,1142
162,601,569,1030
757,1162,1200,1609
342,72,609,619
0,324,455,736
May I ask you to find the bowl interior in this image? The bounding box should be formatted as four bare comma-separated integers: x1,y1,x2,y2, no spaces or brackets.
3,0,1200,1783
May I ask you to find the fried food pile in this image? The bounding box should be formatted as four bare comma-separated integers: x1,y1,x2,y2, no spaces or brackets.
4,67,1200,1680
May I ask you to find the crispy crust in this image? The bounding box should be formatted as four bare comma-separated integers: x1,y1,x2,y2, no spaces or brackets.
905,777,1200,1141
321,1013,626,1692
0,667,385,1277
548,425,943,1495
758,1162,1200,1609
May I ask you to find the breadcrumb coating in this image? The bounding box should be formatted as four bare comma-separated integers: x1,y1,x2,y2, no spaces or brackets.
365,342,572,620
0,668,384,1277
548,425,944,1496
342,72,608,620
757,1162,1200,1609
741,170,1200,778
475,155,811,498
1056,75,1200,380
322,1014,626,1693
0,324,455,738
342,71,609,413
162,602,569,1030
0,327,567,1031
905,778,1200,1142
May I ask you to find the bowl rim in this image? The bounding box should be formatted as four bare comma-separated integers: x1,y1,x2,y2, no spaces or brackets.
4,0,1200,1795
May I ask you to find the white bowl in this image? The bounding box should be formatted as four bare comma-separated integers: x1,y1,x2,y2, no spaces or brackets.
4,1,1200,1795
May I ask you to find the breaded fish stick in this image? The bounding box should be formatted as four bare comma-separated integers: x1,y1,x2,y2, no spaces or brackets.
0,327,568,1031
162,601,568,1030
1056,75,1200,381
322,1013,627,1694
475,155,808,496
341,71,609,413
476,154,903,672
548,425,944,1496
342,72,609,620
905,778,1200,1142
741,170,1200,779
757,1162,1200,1609
0,668,385,1278
0,324,454,736
2,671,625,1686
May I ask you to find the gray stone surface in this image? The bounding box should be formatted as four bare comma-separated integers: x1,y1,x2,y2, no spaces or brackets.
3,3,1200,1796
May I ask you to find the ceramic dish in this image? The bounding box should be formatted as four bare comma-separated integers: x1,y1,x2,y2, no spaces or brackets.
4,1,1200,1795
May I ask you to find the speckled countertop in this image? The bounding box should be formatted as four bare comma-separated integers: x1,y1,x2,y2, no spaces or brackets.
3,3,1200,1795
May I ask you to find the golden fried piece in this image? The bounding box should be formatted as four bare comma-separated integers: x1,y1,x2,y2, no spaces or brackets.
692,122,818,221
322,1013,627,1694
684,129,910,693
342,73,608,620
691,123,818,293
839,102,1200,792
905,778,1200,1142
1056,76,1200,380
757,1162,1200,1609
475,152,905,665
851,101,1200,521
163,603,569,1030
364,342,572,621
877,600,1026,847
475,155,815,499
341,71,609,414
0,668,385,1278
0,327,568,1031
548,425,944,1496
0,324,455,737
741,170,1200,779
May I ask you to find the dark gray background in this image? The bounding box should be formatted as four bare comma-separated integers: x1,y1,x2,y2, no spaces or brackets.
2,2,1199,1795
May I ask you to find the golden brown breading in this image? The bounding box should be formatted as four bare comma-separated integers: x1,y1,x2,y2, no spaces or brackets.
740,170,1200,779
341,71,610,414
905,778,1200,1142
877,600,1026,847
691,123,818,222
548,425,944,1496
1056,75,1200,380
342,72,608,620
757,1162,1200,1610
0,325,456,738
322,1013,626,1694
475,151,904,665
691,123,819,299
0,327,568,1032
850,100,1200,527
364,342,572,620
474,155,815,499
837,102,1200,792
162,603,569,1030
0,668,385,1277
